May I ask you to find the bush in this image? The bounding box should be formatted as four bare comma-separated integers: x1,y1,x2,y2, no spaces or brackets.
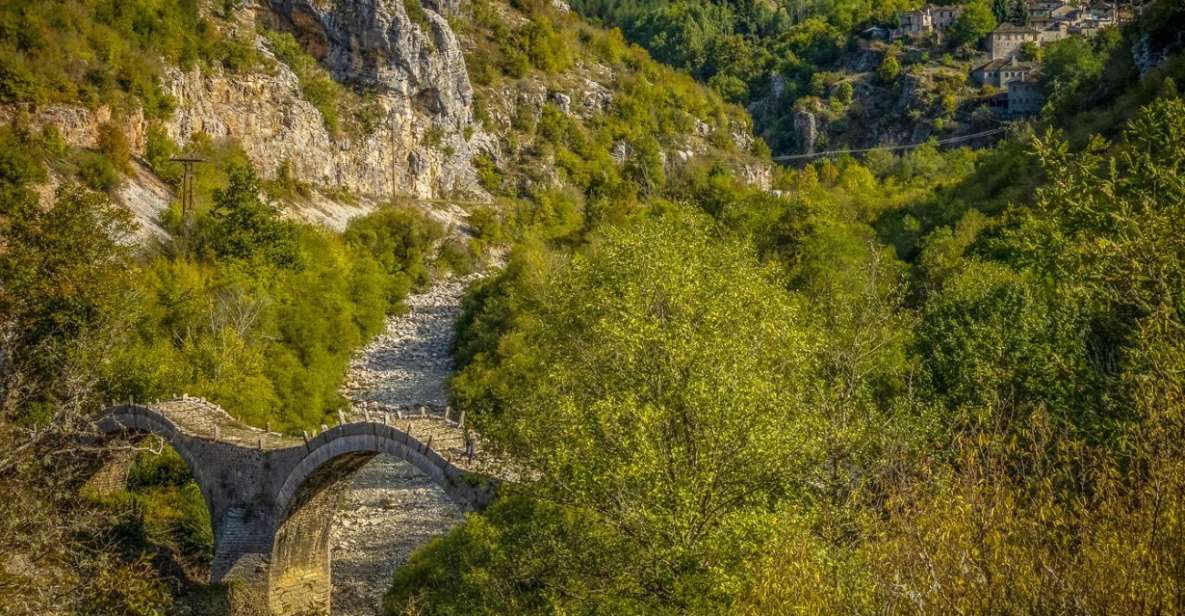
834,80,854,105
950,0,997,47
436,237,478,275
474,153,501,193
878,54,902,83
98,123,132,173
203,163,302,269
145,126,183,185
75,151,122,191
402,0,432,32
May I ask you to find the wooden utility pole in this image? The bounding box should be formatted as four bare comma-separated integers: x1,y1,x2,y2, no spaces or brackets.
170,156,206,226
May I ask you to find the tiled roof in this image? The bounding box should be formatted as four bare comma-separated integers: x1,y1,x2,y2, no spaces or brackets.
977,58,1037,72
994,23,1039,34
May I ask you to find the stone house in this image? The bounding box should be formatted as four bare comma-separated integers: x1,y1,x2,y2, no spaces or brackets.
974,57,1038,88
1049,4,1079,20
892,4,965,39
990,23,1043,60
1074,7,1116,33
1039,21,1070,43
1028,0,1069,19
929,4,964,29
1007,78,1045,115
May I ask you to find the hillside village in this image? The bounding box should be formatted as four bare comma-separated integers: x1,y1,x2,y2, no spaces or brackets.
744,0,1144,158
891,0,1123,116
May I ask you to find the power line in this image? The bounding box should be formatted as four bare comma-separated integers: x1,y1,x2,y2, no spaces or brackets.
771,127,1009,162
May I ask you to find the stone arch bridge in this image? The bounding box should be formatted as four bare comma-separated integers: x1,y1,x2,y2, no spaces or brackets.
90,397,496,616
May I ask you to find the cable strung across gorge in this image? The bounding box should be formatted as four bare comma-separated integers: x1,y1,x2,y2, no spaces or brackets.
771,127,1010,162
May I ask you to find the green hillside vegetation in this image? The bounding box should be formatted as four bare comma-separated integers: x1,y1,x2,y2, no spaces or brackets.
453,0,769,239
565,0,923,150
1,0,1184,613
9,132,450,434
0,0,257,118
0,0,781,610
564,0,1180,155
384,3,1185,613
391,94,1185,616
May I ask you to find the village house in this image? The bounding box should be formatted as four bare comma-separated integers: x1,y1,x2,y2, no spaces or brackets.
1039,21,1071,43
974,56,1038,88
1028,0,1070,19
982,76,1046,117
892,4,964,39
990,23,1043,59
990,4,1113,60
1030,1,1118,35
1073,7,1117,32
1007,78,1045,115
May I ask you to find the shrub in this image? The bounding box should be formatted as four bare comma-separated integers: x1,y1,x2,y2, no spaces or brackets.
878,54,902,83
145,126,183,185
834,81,854,105
402,0,432,32
0,0,256,110
75,151,121,192
474,154,501,193
98,123,132,173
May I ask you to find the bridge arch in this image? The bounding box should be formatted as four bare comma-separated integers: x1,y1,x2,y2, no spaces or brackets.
93,404,219,523
267,422,489,615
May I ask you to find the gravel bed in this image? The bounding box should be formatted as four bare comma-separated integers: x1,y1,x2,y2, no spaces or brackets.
330,274,482,616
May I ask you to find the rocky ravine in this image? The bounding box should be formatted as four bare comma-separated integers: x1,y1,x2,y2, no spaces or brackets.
330,273,484,616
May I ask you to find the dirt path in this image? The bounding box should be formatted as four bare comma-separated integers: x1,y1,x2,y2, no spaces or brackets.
330,273,482,616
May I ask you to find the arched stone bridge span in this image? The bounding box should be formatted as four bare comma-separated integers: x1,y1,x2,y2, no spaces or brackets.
93,397,495,615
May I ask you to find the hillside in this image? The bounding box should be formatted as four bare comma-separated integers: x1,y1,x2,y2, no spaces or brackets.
2,0,1185,614
0,0,778,613
566,0,1170,155
385,1,1185,613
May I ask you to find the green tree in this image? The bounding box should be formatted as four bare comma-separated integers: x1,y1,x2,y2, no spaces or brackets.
992,0,1009,22
1009,0,1030,23
835,80,854,104
444,213,822,610
877,54,902,83
0,180,133,416
97,122,132,173
203,163,301,268
950,0,997,47
1018,40,1042,62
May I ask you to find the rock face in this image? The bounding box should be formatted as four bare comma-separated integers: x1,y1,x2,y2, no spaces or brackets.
264,0,472,130
5,0,493,233
0,104,146,155
161,0,489,202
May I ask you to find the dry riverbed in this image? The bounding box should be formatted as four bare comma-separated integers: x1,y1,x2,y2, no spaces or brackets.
329,274,482,616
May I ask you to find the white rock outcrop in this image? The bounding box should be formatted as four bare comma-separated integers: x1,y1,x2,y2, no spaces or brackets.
163,0,488,201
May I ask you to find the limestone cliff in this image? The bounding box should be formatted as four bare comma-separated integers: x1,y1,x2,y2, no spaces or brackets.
6,0,776,239
167,0,491,208
5,0,494,236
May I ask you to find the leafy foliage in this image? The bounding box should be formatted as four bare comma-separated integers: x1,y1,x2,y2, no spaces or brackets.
393,43,1185,616
0,0,257,116
950,0,997,47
